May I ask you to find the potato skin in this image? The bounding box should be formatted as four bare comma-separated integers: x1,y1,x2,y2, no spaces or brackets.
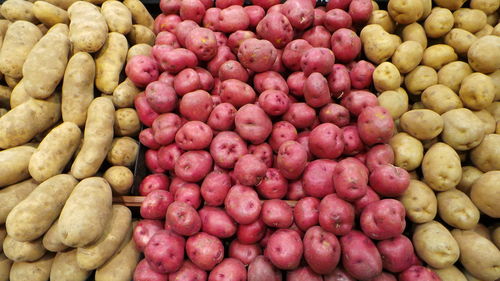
29,122,81,182
62,52,95,127
404,66,437,95
114,108,141,137
388,0,423,24
0,0,37,23
424,7,454,38
42,219,68,252
422,44,458,70
58,177,113,248
422,142,462,191
9,252,55,281
112,78,141,108
389,132,423,171
402,22,427,49
0,253,12,281
373,62,401,92
32,1,69,27
0,179,37,225
422,84,463,114
444,28,477,56
103,166,134,195
431,266,468,281
441,108,485,151
437,61,472,93
400,109,443,140
68,1,108,53
471,171,500,218
360,24,397,64
457,166,483,194
0,21,42,79
50,249,91,281
0,145,36,188
399,180,437,224
377,90,408,120
454,8,487,33
127,24,155,45
94,237,141,281
459,72,495,110
106,137,139,167
101,1,132,35
3,236,46,262
471,133,500,172
391,41,423,74
71,97,115,179
437,189,480,230
413,221,460,269
452,229,500,281
123,0,154,30
96,32,128,94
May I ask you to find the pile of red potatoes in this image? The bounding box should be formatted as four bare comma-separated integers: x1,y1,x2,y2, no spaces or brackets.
126,0,440,280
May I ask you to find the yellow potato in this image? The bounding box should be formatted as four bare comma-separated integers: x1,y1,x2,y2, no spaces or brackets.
9,79,32,108
127,43,153,62
422,84,463,114
422,142,462,191
0,254,12,281
452,229,500,281
94,237,140,281
0,21,42,79
468,35,500,74
3,236,46,262
437,189,480,230
0,226,5,252
401,22,427,48
114,108,141,137
460,72,495,110
437,61,473,93
71,97,115,179
106,137,139,167
422,44,458,70
42,219,68,252
0,19,9,48
50,249,91,281
471,171,500,218
424,7,454,38
487,13,498,26
433,0,466,10
489,70,500,101
413,221,460,269
471,223,492,240
377,90,408,119
454,8,488,33
457,166,484,194
373,62,401,92
6,174,78,242
68,1,108,53
432,266,468,281
493,226,500,249
419,0,432,19
0,145,36,188
9,252,55,281
486,101,500,120
471,133,500,172
388,0,423,24
368,10,395,33
0,179,37,224
371,0,379,10
389,132,423,171
0,0,37,23
399,180,437,223
95,32,128,94
360,24,398,64
127,24,155,46
404,65,438,95
58,177,113,248
113,79,141,109
473,109,496,134
101,1,132,35
103,166,134,195
32,1,69,27
123,0,154,30
391,41,423,74
400,109,443,140
441,108,485,150
444,28,477,56
475,24,494,37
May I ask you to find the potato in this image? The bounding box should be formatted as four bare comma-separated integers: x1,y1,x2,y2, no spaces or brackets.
457,166,483,194
0,19,10,47
32,1,69,27
475,24,494,37
487,102,500,120
368,10,395,33
68,1,108,53
360,24,398,64
106,137,139,167
112,78,141,108
460,73,495,110
114,108,140,137
62,52,95,127
3,236,46,262
470,171,500,218
94,237,140,281
373,62,401,92
399,179,437,223
444,28,477,56
432,266,468,281
0,145,36,188
389,132,423,171
468,35,500,74
413,221,460,269
388,0,423,24
9,252,55,281
437,189,480,230
487,13,498,26
438,61,473,93
123,0,154,30
0,179,37,224
28,122,81,182
101,1,132,35
422,84,463,114
473,109,496,134
127,24,155,45
50,249,91,281
0,227,5,251
391,41,423,74
42,219,68,252
0,85,11,108
434,0,466,10
0,21,42,79
404,65,438,95
0,0,37,23
103,166,134,195
493,226,500,249
95,32,128,94
422,142,462,191
489,70,500,101
126,43,152,62
58,177,113,248
401,22,427,49
422,44,458,70
377,90,408,119
4,75,20,88
71,97,115,179
454,8,488,33
400,109,443,140
419,0,432,18
424,8,454,38
471,134,500,172
441,108,485,150
452,229,500,281
0,254,12,281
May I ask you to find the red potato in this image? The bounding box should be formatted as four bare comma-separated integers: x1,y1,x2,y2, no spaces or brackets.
145,230,185,274
340,231,382,280
398,266,441,281
366,144,394,172
294,197,320,231
308,123,344,159
195,67,214,91
174,150,213,182
348,0,373,25
304,72,331,108
235,104,273,144
333,157,369,201
324,9,352,32
254,71,289,94
319,103,350,127
139,173,170,196
258,90,290,116
227,31,257,55
145,149,166,173
301,48,335,76
158,48,199,74
259,228,275,248
353,187,380,215
158,72,175,87
210,131,247,169
369,164,410,197
135,259,169,281
175,20,199,46
141,190,174,220
208,258,247,281
327,64,351,99
199,0,213,10
265,229,303,270
283,103,316,129
355,152,367,164
126,55,159,88
287,72,307,96
208,46,237,76
360,199,406,240
283,40,313,71
156,31,180,48
187,232,225,271
357,106,394,146
217,5,250,33
234,154,268,186
168,260,207,281
229,241,262,265
185,27,218,61
237,218,267,244
314,8,326,26
277,140,308,180
342,125,364,155
249,143,274,168
324,268,356,281
179,90,213,122
248,255,282,281
153,44,175,64
140,128,161,150
331,28,361,63
166,201,201,236
303,226,341,275
175,121,213,150
160,0,180,14
326,0,352,9
256,12,294,49
173,68,201,96
216,0,243,8
219,79,256,108
174,183,202,209
179,0,205,24
281,0,314,30
287,266,323,281
340,90,379,116
152,113,182,145
158,14,182,34
256,168,288,199
199,206,237,238
207,103,237,131
319,194,355,236
214,32,228,47
135,92,159,127
302,26,331,48
252,0,280,10
377,235,415,273
370,273,397,281
218,60,249,82
238,38,277,72
158,144,183,170
244,6,265,28
349,60,375,89
133,219,164,252
269,121,297,152
302,159,337,198
203,7,221,31
296,131,313,160
169,177,189,195
201,171,231,206
261,199,294,228
225,185,262,224
146,81,177,114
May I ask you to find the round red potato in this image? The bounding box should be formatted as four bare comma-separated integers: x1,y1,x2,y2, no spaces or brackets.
229,241,262,265
256,168,288,199
294,197,320,231
258,90,290,116
158,144,183,171
174,68,201,96
234,154,268,186
281,0,314,30
309,123,344,159
179,0,205,24
287,72,306,96
208,258,247,281
237,218,267,244
319,194,355,236
166,201,201,236
349,0,373,24
220,79,256,108
174,150,213,182
139,173,169,196
168,260,208,281
342,125,364,155
244,6,265,28
283,102,316,129
175,121,213,150
174,21,199,45
140,128,161,150
199,206,237,238
277,140,308,180
207,45,236,76
125,55,159,88
340,230,383,280
217,5,250,33
256,12,293,49
135,92,159,128
158,48,199,74
340,90,379,116
304,72,331,108
302,159,337,198
145,149,165,173
349,60,375,89
238,38,277,72
174,183,202,209
187,232,225,271
324,268,356,281
249,143,274,168
331,28,361,63
333,157,369,201
133,219,163,251
324,9,352,32
207,103,237,131
203,7,221,31
283,40,313,71
353,187,380,215
158,1,180,17
369,164,410,197
225,185,262,224
179,90,213,122
303,226,341,275
169,177,189,195
248,255,282,281
269,121,297,152
366,144,394,172
326,0,352,9
287,266,323,281
265,229,303,270
235,104,273,144
370,272,397,281
158,72,175,87
210,131,247,169
319,103,350,127
399,266,441,281
134,259,169,281
140,190,174,220
218,60,249,82
360,199,406,240
327,64,351,98
144,230,185,274
152,113,181,145
301,47,335,76
156,31,180,48
185,27,218,61
302,26,331,48
377,235,415,273
357,106,395,146
227,30,257,55
216,0,243,8
201,170,232,206
146,81,177,114
261,199,294,228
